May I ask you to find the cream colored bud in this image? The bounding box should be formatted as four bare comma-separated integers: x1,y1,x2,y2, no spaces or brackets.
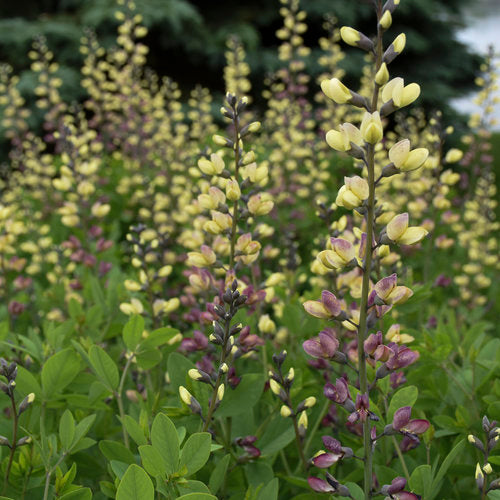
379,10,392,29
269,379,281,395
217,384,225,401
188,369,203,381
340,26,361,46
280,405,292,418
375,63,389,86
179,386,192,405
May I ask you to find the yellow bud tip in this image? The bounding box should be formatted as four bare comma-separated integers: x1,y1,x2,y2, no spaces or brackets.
27,393,35,403
188,369,202,381
340,26,360,47
483,463,492,475
179,386,192,406
280,405,292,418
467,434,476,443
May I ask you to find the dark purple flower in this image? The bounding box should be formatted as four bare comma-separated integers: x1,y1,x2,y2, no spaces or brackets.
385,344,419,370
381,476,420,499
392,406,430,438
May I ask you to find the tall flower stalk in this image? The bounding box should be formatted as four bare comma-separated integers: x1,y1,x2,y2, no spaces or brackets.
303,1,430,498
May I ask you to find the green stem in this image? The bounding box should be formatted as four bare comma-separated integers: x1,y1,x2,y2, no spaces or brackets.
357,3,383,498
391,435,410,481
43,452,67,500
202,320,230,433
2,393,18,494
229,114,241,270
115,353,135,449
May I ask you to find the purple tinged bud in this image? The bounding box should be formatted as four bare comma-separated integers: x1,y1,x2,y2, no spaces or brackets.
322,436,342,453
405,419,430,434
393,406,412,430
324,378,350,404
321,291,342,317
312,452,342,468
307,477,335,493
364,331,383,355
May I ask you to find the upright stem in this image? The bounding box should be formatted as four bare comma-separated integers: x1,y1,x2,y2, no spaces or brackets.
229,116,241,270
115,354,134,449
2,394,18,493
202,320,230,433
357,3,383,498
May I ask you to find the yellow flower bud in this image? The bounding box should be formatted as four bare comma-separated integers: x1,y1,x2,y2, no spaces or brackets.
188,369,203,381
258,314,276,334
303,396,316,408
360,111,383,144
217,384,225,402
340,26,361,46
269,379,281,395
392,33,406,54
444,148,463,163
247,121,261,133
321,78,352,104
382,78,420,107
179,386,192,405
225,179,241,201
386,213,428,245
298,411,308,430
91,202,110,218
336,176,369,209
483,463,492,475
280,405,292,418
379,10,392,29
375,63,389,86
389,139,429,171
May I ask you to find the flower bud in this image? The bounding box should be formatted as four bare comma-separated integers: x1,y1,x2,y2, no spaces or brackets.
375,63,389,86
321,78,352,104
18,392,35,416
340,26,374,51
179,386,193,406
379,10,392,29
217,383,225,402
280,405,292,417
360,111,383,144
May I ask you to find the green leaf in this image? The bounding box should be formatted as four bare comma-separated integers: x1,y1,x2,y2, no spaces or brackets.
216,373,265,418
387,385,418,422
208,454,230,494
99,440,135,465
123,315,144,351
59,409,75,451
177,480,211,496
140,327,179,349
167,352,195,391
409,464,432,497
257,478,279,500
177,494,217,500
15,366,42,398
429,439,465,499
116,464,154,500
72,414,97,450
41,348,80,398
139,445,167,478
345,483,364,500
89,345,119,391
121,415,147,446
151,413,179,475
260,418,295,456
179,432,211,476
59,488,92,500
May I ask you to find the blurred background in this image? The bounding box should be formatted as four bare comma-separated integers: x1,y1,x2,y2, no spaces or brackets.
0,0,498,125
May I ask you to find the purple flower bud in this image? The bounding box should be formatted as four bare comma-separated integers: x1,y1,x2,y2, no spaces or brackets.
303,329,339,359
364,331,383,355
393,406,412,431
307,477,335,493
324,378,350,404
312,452,342,468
